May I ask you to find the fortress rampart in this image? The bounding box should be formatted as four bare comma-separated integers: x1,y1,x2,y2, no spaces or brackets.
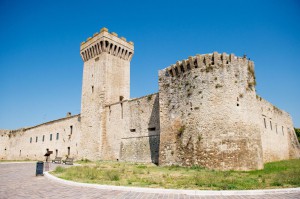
0,28,299,170
165,52,254,79
158,53,263,170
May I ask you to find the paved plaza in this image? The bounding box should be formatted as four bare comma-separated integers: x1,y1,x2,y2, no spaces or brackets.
0,162,299,199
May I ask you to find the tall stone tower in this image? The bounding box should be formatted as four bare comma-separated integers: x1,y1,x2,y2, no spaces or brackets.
79,27,134,160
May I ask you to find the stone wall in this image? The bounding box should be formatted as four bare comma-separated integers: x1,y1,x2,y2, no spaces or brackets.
0,129,10,160
257,96,300,162
0,115,81,161
158,53,264,171
105,93,160,164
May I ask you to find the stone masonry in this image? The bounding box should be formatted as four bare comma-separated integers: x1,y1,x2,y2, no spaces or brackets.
0,27,299,170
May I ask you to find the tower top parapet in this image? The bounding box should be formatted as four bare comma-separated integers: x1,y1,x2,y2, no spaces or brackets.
160,52,254,78
80,27,134,62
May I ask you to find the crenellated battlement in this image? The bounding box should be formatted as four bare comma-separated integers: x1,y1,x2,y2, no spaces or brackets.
80,27,134,62
162,52,254,77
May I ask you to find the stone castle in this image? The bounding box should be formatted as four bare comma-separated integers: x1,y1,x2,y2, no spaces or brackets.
1,27,299,170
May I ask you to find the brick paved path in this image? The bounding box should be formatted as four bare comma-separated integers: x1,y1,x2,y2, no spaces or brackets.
0,163,299,199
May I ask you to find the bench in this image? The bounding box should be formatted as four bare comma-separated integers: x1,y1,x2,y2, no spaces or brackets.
52,157,62,164
63,158,74,165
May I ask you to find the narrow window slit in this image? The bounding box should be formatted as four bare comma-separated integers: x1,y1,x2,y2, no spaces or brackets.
121,103,123,119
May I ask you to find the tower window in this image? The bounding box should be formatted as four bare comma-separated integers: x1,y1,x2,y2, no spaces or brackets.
56,133,59,140
270,121,272,130
36,136,38,142
70,125,73,135
50,134,52,141
67,147,70,156
42,135,45,142
263,118,266,129
30,137,32,143
92,86,94,93
56,149,58,157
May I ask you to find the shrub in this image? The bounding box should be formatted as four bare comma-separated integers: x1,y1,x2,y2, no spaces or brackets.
177,125,185,138
137,165,147,169
190,165,204,171
271,181,283,186
147,95,152,101
104,170,120,181
80,158,91,163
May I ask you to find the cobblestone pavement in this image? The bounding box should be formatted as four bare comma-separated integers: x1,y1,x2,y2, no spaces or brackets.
0,163,299,199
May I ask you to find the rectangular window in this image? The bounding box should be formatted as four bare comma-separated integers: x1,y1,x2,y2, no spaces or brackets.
50,134,52,141
130,129,136,132
56,133,59,140
67,147,70,156
270,121,272,130
30,137,32,143
148,127,156,131
70,125,73,134
56,149,58,157
42,135,45,142
36,136,38,142
276,124,278,134
282,126,284,135
263,118,266,128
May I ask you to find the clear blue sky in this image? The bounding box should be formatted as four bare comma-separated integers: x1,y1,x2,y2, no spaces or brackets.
0,0,299,129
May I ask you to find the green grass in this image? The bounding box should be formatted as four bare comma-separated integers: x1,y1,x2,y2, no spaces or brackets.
51,159,300,190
